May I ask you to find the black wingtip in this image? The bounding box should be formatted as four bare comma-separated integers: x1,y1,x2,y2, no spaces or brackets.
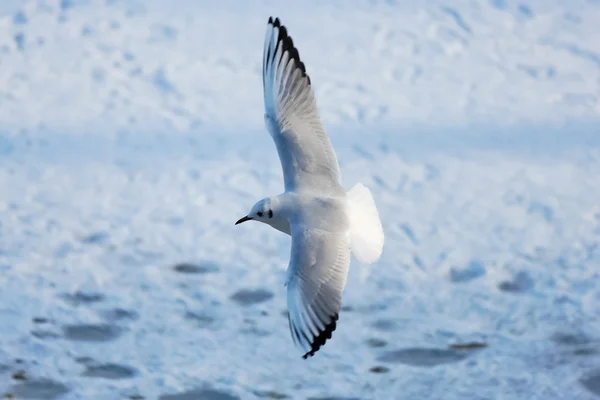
265,16,311,86
268,16,281,27
278,25,288,46
301,313,339,359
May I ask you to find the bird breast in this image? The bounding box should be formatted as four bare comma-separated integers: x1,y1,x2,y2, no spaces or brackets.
297,195,350,233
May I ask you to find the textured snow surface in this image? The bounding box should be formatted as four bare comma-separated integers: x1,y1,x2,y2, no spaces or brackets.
0,0,599,133
1,0,600,399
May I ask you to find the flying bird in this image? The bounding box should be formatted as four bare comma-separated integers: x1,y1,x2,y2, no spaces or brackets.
236,17,385,359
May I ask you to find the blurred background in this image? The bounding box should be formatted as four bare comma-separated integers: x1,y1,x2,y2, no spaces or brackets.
1,0,599,399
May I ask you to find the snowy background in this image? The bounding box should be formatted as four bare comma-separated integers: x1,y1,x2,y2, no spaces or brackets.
1,0,600,399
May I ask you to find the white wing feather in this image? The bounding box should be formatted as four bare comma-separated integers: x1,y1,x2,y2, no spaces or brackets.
263,17,343,196
286,226,350,358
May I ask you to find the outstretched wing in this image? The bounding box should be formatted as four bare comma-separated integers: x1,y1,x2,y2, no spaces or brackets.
286,225,351,358
263,17,343,196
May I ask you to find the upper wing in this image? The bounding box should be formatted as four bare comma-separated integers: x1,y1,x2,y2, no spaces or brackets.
263,17,343,195
286,225,351,358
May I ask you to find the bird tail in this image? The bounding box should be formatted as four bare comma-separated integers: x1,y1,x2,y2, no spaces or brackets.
347,183,384,265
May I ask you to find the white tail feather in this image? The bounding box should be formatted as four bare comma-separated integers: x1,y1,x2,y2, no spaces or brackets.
347,183,384,265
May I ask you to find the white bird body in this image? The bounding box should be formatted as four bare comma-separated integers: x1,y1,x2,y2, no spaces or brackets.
256,192,350,237
236,17,384,359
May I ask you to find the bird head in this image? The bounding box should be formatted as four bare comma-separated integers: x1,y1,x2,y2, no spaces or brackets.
235,198,273,225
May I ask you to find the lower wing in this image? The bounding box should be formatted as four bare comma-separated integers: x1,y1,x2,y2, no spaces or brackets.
286,225,351,358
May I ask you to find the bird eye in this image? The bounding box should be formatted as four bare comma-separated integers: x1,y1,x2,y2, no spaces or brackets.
268,210,273,218
257,211,264,217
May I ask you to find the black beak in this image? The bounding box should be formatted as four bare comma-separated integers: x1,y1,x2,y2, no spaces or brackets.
235,215,253,225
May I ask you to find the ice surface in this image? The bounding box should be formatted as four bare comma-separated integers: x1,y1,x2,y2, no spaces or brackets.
0,0,598,134
0,0,600,399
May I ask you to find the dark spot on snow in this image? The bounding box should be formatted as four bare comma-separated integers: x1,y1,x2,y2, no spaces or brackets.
12,370,27,381
425,164,439,180
159,388,240,400
399,224,418,244
230,289,274,306
92,67,107,83
169,216,185,225
14,33,25,52
580,370,600,396
240,327,271,337
32,317,50,324
449,260,486,283
130,67,143,77
129,395,145,400
54,243,72,258
80,24,93,36
31,330,61,340
80,232,109,244
518,4,533,18
13,11,28,25
372,175,387,189
441,7,471,34
574,348,598,357
369,366,390,374
341,305,354,312
101,308,139,322
564,12,581,24
553,332,599,356
60,0,73,11
551,332,591,346
527,202,553,221
352,145,375,161
371,319,397,332
152,68,177,95
413,255,424,269
82,363,137,380
10,379,69,399
490,0,507,10
241,319,270,336
120,253,144,266
60,291,105,306
62,324,122,342
498,271,534,293
74,357,95,366
123,52,135,61
377,348,474,366
366,338,387,348
96,43,115,56
544,66,556,79
516,64,549,79
253,390,290,399
172,262,219,274
153,24,178,40
185,311,215,327
449,342,488,350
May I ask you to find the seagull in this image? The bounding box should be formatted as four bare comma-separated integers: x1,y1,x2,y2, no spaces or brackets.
235,17,385,359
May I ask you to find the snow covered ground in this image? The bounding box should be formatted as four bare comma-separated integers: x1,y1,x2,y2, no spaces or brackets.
1,0,600,399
